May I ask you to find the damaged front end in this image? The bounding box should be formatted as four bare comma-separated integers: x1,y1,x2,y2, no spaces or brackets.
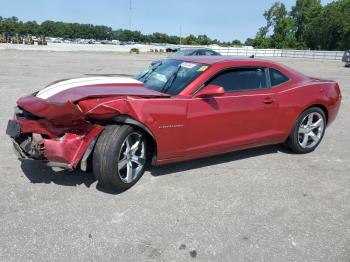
6,100,104,171
6,76,167,171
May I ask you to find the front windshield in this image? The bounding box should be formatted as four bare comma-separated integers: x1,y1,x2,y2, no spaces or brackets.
135,59,208,95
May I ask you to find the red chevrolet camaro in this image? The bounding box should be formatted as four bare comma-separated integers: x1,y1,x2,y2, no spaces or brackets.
6,56,341,191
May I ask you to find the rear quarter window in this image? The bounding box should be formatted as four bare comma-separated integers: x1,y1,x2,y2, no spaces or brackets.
270,68,289,86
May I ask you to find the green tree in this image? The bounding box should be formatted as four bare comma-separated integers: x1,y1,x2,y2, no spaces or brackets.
291,0,321,43
244,38,254,46
252,2,304,49
182,34,199,45
18,21,39,35
265,2,299,48
0,16,20,35
197,34,211,45
253,27,272,48
252,0,350,50
231,39,242,46
305,0,350,50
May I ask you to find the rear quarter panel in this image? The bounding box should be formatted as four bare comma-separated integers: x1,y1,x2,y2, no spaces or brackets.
275,81,341,140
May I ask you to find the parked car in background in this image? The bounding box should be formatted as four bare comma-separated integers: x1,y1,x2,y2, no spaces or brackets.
342,50,350,67
6,56,341,192
170,48,221,57
151,48,221,65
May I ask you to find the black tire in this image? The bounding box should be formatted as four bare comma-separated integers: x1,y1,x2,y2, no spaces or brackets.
93,125,147,191
286,107,326,154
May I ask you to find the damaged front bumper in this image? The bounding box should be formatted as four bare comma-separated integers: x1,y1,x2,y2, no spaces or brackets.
6,118,104,171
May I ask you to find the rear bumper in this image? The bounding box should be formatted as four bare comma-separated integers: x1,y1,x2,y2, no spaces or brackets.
6,119,104,170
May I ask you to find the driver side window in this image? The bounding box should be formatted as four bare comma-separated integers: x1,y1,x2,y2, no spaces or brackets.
207,67,268,92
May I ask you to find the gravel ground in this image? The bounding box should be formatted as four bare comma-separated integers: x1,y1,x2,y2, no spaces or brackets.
0,50,349,262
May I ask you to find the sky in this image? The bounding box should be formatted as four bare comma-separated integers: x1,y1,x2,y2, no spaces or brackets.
0,0,333,42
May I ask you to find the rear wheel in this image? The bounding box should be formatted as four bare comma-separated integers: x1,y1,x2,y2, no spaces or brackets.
93,125,147,191
286,107,326,154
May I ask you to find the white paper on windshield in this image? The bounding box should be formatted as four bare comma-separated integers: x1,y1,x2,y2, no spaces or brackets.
180,62,197,69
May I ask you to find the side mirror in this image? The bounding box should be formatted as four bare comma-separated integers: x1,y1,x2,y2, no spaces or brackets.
195,84,225,98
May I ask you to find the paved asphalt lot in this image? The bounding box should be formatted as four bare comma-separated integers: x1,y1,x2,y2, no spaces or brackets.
0,50,349,262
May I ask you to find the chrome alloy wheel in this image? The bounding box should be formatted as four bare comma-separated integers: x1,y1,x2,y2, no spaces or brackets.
117,132,146,184
298,112,325,149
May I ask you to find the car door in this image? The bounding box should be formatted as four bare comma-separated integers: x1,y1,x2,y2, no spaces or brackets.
186,67,279,156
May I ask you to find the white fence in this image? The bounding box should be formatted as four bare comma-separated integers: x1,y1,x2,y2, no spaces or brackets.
209,47,344,60
0,42,344,60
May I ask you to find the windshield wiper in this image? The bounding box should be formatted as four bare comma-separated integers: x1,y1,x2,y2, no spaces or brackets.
137,62,162,83
161,65,181,94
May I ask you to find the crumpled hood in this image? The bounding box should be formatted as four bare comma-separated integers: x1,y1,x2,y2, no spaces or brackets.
35,76,169,103
17,76,169,121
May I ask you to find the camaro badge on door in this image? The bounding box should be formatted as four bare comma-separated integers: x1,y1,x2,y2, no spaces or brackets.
158,124,184,129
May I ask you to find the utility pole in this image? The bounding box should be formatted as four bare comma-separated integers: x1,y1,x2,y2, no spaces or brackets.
129,0,132,30
179,25,182,45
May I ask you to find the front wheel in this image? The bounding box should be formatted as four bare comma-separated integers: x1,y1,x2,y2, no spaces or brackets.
286,107,326,154
93,125,147,191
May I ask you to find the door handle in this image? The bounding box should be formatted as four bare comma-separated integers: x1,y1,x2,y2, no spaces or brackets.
263,97,275,104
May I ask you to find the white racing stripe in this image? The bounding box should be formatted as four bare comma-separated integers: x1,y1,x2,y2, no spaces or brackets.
36,77,142,100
